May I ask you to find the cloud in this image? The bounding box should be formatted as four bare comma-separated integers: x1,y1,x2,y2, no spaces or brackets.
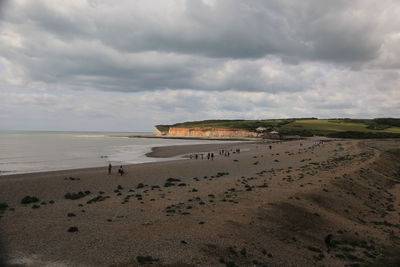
0,0,399,130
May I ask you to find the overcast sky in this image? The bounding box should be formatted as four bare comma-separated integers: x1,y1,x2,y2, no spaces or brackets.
0,0,399,132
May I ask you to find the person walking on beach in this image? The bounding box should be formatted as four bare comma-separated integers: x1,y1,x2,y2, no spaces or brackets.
324,234,333,253
118,165,124,176
211,153,214,160
108,163,112,174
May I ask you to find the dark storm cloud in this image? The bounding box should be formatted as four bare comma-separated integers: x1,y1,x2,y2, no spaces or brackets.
8,0,381,62
1,0,399,95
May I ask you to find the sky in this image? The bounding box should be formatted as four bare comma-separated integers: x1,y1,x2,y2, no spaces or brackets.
0,0,399,132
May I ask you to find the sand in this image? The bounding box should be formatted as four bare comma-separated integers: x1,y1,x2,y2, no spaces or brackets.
0,138,400,266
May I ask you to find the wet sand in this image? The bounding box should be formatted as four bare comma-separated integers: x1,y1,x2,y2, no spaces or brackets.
0,138,400,266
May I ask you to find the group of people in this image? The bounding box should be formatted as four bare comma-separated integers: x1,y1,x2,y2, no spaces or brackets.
108,163,124,176
189,152,214,160
219,148,240,157
189,148,243,160
312,140,324,147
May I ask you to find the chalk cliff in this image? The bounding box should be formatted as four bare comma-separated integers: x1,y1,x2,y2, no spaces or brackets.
157,127,259,138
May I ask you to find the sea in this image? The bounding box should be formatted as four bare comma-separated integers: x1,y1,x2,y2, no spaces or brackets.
0,131,233,175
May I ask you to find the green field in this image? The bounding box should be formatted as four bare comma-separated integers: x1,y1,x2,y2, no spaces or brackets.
156,118,400,138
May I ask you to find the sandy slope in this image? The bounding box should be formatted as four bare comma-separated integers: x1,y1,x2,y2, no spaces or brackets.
0,138,400,266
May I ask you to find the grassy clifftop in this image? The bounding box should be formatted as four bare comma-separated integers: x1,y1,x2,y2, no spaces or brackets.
156,118,400,138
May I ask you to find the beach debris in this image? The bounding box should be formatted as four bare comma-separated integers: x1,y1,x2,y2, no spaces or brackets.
67,213,76,217
21,196,40,204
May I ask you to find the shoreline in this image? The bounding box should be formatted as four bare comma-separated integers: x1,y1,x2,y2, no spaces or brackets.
0,141,246,178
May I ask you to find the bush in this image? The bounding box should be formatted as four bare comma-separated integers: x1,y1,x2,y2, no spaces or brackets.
21,196,39,204
0,203,9,211
328,131,400,139
373,118,400,127
68,226,78,232
64,191,91,200
87,195,107,204
136,256,159,264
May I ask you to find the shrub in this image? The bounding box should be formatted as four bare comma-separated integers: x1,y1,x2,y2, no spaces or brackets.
87,195,107,204
64,191,90,200
0,203,9,211
136,183,145,189
166,178,181,182
21,196,39,204
68,226,78,232
327,131,400,139
136,256,159,264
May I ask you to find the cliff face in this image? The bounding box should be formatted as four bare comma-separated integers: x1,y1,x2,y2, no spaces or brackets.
165,127,259,138
152,127,164,136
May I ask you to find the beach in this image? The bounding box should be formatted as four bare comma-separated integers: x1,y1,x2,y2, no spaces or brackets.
1,138,400,266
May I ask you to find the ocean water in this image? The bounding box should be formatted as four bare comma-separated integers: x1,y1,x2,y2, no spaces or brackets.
0,131,232,175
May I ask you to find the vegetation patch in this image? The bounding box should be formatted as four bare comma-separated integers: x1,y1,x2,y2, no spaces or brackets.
164,177,182,187
21,196,40,204
64,191,91,200
0,203,9,211
68,226,78,232
136,256,159,264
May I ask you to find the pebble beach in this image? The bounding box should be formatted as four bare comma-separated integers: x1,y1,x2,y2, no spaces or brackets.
1,138,400,266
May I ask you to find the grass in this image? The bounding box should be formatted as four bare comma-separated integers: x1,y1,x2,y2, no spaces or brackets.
280,119,400,135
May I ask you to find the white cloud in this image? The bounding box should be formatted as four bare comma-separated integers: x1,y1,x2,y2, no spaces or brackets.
0,0,399,130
